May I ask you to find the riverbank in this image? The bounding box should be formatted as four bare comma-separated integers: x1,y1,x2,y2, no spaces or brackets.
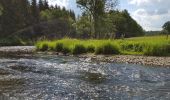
0,46,169,67
79,54,170,67
36,36,170,56
37,52,170,67
0,46,36,55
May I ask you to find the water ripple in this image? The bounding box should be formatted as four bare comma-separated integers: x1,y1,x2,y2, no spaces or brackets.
0,55,169,99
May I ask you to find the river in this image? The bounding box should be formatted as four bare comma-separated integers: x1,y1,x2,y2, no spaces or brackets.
0,54,170,100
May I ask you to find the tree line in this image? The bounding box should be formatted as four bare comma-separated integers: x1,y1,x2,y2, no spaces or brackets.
76,0,144,39
0,0,145,45
0,0,75,40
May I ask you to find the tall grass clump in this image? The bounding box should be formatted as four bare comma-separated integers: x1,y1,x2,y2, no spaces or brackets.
95,42,120,55
86,45,95,53
144,43,170,56
38,43,49,51
119,40,145,53
72,44,87,55
35,35,170,56
55,42,63,52
62,46,71,54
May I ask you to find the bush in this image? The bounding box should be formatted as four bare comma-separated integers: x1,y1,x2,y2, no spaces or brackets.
48,46,55,51
35,36,170,56
62,47,71,54
86,45,95,53
72,44,87,55
40,43,48,51
55,43,63,52
121,42,144,52
133,43,144,52
95,46,103,54
95,43,120,55
144,44,169,56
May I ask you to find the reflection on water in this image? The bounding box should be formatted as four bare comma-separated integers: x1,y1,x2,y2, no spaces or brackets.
0,54,170,99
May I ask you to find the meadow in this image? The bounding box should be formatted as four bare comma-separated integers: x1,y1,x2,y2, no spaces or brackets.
36,35,170,56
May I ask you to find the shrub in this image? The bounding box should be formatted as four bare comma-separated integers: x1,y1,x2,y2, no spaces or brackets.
72,44,87,55
48,46,54,51
167,44,170,53
133,42,144,52
144,44,168,56
62,47,71,54
55,43,63,52
86,45,95,53
120,42,144,52
95,45,104,54
40,43,48,51
95,43,120,55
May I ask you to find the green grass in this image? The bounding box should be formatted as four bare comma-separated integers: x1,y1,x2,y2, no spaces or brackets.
36,35,170,56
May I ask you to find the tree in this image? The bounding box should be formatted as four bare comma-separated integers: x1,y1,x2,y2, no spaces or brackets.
39,0,44,11
0,4,3,32
44,0,49,10
76,0,118,38
0,0,32,36
75,14,92,38
69,10,76,21
121,10,144,37
0,4,3,16
18,0,32,26
31,0,39,23
162,21,170,39
110,10,144,38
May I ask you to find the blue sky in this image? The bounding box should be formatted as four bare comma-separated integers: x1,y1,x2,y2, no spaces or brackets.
48,0,170,31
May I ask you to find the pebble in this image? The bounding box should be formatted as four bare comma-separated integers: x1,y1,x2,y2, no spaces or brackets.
79,55,170,67
0,46,36,55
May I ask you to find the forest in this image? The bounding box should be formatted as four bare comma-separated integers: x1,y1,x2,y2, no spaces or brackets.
0,0,144,45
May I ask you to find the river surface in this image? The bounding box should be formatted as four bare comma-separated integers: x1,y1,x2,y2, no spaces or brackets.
0,54,170,100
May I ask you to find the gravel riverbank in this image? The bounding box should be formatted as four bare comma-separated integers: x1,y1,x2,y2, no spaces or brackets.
0,46,36,55
79,55,170,67
0,46,169,67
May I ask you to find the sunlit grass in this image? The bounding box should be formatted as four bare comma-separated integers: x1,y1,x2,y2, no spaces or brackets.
36,35,170,56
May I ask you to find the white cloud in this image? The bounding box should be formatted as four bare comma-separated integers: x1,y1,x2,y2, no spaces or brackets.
128,0,170,7
132,9,170,31
48,0,69,8
127,0,170,31
128,0,149,6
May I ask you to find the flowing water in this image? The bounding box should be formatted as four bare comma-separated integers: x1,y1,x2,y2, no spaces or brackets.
0,54,170,100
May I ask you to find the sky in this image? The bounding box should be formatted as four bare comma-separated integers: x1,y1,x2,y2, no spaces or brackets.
48,0,170,31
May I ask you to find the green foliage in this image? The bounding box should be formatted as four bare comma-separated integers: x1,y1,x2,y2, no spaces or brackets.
75,15,92,38
62,46,71,54
0,0,144,42
0,0,76,41
36,36,170,56
0,4,3,16
162,21,170,39
0,38,23,46
76,0,118,38
0,0,32,36
110,10,144,38
75,9,144,39
55,43,63,52
86,45,95,53
40,43,48,51
72,44,87,55
31,0,40,23
95,43,120,55
120,41,144,52
143,43,170,56
163,21,170,33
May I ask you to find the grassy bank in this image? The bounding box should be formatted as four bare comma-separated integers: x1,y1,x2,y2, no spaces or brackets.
36,35,170,56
